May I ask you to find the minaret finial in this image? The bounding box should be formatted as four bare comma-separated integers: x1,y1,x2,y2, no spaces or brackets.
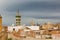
0,14,2,17
17,8,19,14
16,8,19,16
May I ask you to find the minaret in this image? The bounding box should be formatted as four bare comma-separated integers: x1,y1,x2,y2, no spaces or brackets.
16,9,21,26
0,15,2,32
30,20,35,26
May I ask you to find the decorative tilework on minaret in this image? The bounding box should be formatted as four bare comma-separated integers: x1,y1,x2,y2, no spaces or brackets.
16,9,21,26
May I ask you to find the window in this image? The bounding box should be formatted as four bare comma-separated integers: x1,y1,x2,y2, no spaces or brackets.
36,32,40,35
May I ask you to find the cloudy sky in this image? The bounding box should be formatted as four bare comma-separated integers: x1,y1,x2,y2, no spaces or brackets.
0,0,60,26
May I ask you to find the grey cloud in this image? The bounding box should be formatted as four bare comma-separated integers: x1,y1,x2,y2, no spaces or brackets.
1,0,60,25
6,1,60,12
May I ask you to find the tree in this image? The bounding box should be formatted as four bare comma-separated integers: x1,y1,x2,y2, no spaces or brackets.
8,38,12,40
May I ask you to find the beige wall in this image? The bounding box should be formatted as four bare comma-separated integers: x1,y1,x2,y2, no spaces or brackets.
0,32,8,40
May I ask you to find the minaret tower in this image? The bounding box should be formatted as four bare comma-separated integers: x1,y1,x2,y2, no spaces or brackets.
16,9,21,26
0,15,2,32
30,20,35,26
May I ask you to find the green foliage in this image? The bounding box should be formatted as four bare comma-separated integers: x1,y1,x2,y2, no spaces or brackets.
46,37,52,39
8,38,12,40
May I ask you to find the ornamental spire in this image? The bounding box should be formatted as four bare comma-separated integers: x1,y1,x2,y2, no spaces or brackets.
16,9,20,16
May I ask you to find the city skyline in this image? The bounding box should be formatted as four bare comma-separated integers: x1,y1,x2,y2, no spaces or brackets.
0,0,60,26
